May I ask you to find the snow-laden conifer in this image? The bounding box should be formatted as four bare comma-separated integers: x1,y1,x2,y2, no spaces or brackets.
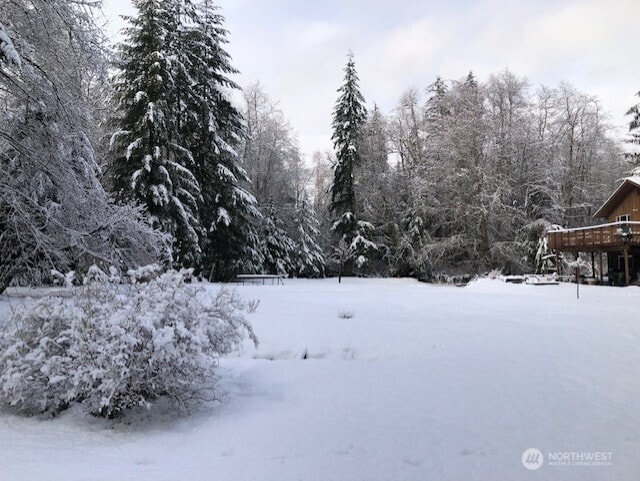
177,1,263,280
293,198,326,278
110,0,202,268
330,52,367,218
329,53,375,279
259,203,297,275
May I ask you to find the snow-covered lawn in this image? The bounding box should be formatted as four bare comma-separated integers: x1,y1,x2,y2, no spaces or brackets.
1,278,639,480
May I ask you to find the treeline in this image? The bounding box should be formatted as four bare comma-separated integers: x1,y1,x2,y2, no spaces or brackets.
0,1,632,288
319,61,629,279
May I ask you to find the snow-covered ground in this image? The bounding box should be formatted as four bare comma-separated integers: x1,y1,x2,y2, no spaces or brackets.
1,277,639,480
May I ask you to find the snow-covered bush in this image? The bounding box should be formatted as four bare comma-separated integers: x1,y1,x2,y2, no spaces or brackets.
0,266,257,418
487,269,503,280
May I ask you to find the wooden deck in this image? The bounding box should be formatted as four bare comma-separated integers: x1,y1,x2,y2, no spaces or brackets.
547,221,640,252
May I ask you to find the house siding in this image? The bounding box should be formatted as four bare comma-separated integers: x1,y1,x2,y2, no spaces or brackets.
606,188,640,222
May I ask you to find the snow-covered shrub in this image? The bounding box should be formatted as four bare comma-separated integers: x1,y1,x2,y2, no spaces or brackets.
487,269,503,280
0,266,257,418
518,219,553,273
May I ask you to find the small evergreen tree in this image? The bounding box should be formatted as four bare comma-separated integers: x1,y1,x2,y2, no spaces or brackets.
293,198,325,278
331,213,377,282
260,203,297,275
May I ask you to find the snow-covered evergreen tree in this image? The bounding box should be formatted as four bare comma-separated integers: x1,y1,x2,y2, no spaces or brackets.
259,203,297,275
331,213,377,282
110,0,202,268
178,1,263,280
329,53,376,278
292,198,325,278
330,52,367,219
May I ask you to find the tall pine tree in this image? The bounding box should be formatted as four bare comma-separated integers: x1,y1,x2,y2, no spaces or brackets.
330,52,367,219
179,0,263,280
329,53,375,279
110,0,202,268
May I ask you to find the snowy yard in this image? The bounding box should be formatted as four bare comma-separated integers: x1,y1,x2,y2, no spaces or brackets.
1,278,639,480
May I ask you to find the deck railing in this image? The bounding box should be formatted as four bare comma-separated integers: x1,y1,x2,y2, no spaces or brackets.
547,221,640,251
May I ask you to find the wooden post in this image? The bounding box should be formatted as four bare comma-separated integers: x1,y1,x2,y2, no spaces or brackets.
624,246,630,286
556,252,561,276
591,252,596,279
598,251,604,285
574,251,580,299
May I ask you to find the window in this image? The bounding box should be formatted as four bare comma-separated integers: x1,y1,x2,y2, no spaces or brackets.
616,214,630,222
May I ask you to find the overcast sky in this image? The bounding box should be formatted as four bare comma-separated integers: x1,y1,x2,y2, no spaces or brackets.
101,0,640,159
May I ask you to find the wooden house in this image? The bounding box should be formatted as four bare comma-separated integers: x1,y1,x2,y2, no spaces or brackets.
547,176,640,285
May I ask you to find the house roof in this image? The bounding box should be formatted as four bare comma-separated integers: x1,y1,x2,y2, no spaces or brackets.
593,176,640,218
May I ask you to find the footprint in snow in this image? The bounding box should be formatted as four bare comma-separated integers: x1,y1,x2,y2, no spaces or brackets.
334,443,355,455
403,456,422,466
